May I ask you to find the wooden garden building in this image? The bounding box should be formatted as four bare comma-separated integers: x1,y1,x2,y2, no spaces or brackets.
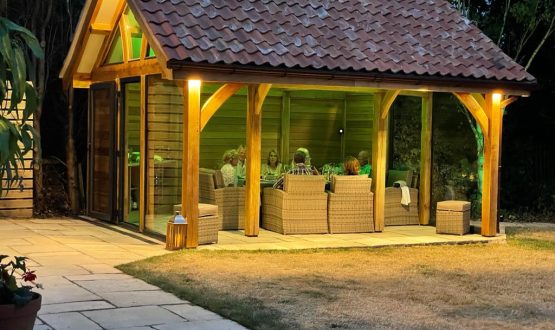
60,0,536,247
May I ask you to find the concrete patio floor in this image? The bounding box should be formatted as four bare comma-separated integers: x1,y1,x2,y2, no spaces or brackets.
199,223,506,250
0,218,245,330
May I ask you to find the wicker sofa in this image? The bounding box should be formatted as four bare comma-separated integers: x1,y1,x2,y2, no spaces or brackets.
384,170,420,226
262,175,328,234
327,176,374,233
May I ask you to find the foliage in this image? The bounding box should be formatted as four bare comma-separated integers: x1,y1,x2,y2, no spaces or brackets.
391,96,421,172
0,17,43,194
0,255,42,306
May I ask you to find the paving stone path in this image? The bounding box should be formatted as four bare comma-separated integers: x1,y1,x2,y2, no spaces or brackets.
0,218,246,330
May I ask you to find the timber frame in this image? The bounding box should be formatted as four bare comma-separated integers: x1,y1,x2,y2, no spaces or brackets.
61,0,536,247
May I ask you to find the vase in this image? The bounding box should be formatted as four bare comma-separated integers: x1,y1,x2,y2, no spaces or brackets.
0,293,42,330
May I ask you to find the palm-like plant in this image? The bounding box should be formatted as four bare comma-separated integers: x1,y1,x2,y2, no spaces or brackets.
0,17,43,194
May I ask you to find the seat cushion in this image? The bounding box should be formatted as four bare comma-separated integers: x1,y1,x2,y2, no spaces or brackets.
437,200,471,212
173,203,219,217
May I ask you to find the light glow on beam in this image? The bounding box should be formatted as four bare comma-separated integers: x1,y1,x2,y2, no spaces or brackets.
188,80,201,88
492,93,502,102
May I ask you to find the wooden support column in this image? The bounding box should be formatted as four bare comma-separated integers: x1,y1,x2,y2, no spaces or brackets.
280,91,291,162
481,92,502,236
372,90,399,231
419,93,433,225
182,80,201,248
245,84,271,237
454,92,504,237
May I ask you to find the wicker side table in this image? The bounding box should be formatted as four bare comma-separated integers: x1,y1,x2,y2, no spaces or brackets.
436,201,471,235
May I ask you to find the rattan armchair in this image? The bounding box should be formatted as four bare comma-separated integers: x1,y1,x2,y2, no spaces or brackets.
262,175,328,234
327,176,374,233
384,170,420,225
175,168,244,230
199,168,245,230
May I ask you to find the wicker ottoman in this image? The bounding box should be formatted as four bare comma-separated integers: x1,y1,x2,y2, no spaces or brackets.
172,203,220,245
436,201,471,235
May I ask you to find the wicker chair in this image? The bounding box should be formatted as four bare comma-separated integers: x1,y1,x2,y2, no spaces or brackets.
262,175,328,234
175,168,245,230
384,170,420,226
327,176,374,233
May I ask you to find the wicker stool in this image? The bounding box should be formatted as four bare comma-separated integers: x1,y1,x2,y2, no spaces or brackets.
436,201,471,235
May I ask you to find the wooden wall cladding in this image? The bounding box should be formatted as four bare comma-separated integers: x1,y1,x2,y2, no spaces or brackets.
0,90,34,218
200,86,282,169
288,91,345,167
146,77,183,218
345,94,374,159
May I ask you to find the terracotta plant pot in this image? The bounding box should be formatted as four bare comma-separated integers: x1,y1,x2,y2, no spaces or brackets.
0,293,42,330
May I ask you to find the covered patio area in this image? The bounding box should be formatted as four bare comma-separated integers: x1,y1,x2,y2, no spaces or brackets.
199,225,505,251
59,0,536,248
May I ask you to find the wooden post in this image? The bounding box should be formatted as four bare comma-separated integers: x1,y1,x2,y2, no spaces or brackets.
481,92,502,236
453,92,503,237
280,91,290,163
183,80,201,248
372,90,399,231
245,84,271,237
419,93,432,225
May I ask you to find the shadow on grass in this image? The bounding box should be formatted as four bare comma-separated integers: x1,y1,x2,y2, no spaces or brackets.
117,261,298,330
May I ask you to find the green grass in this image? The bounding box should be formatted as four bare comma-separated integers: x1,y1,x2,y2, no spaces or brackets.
118,227,555,330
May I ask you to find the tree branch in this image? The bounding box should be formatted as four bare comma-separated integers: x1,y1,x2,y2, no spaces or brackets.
525,14,555,70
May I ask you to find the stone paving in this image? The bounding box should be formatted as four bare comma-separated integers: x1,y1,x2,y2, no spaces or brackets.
0,218,246,330
198,221,505,251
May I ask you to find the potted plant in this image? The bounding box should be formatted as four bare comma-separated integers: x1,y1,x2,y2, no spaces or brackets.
0,256,42,330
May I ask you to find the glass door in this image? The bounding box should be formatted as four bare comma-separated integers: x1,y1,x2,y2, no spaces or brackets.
88,83,117,221
121,80,141,226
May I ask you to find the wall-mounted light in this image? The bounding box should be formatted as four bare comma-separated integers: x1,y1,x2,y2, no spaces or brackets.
188,80,201,88
338,128,344,135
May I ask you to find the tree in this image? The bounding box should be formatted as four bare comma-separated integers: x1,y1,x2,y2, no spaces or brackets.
5,0,85,214
451,0,555,214
0,16,43,194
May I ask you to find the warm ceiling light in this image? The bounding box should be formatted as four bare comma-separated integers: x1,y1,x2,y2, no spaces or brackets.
492,93,502,102
188,80,201,88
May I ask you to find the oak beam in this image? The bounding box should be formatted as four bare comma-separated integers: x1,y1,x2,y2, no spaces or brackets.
501,96,518,109
380,90,401,119
200,83,244,131
183,80,201,248
481,93,502,236
91,59,163,82
419,93,433,225
372,91,398,231
453,93,489,136
280,92,291,162
244,84,271,237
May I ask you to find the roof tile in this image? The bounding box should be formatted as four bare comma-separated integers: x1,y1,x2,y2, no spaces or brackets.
131,0,535,83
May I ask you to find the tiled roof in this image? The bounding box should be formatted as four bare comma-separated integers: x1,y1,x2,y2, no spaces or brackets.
131,0,535,83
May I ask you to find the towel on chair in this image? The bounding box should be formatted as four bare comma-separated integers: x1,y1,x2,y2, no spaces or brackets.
393,180,411,206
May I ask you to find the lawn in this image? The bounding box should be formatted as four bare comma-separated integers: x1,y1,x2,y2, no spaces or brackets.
118,228,555,330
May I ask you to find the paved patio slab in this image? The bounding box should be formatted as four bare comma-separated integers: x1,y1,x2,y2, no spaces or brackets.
0,218,246,330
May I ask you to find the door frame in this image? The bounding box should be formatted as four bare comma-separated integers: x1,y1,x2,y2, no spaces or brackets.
88,82,118,222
